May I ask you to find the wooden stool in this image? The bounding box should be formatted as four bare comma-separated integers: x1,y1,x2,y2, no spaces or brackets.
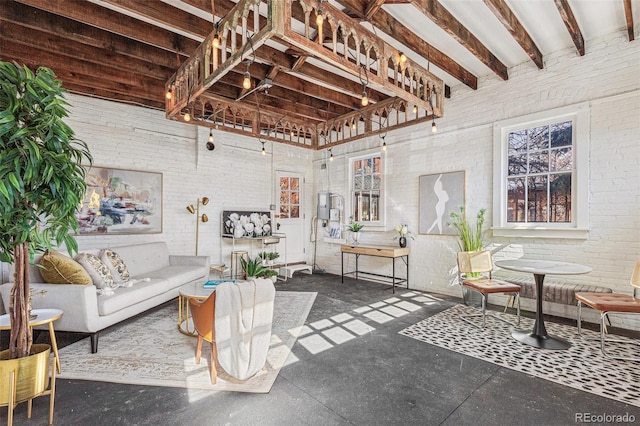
230,251,248,280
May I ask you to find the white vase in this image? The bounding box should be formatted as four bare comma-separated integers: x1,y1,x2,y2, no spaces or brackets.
352,231,361,244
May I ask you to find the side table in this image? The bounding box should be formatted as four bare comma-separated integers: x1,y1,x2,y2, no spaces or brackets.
178,282,217,336
0,308,64,373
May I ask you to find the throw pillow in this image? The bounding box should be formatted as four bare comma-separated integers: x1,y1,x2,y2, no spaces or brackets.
100,249,131,284
75,252,115,290
38,250,93,285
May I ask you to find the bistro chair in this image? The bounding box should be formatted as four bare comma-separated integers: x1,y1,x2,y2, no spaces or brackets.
575,259,640,361
457,251,521,329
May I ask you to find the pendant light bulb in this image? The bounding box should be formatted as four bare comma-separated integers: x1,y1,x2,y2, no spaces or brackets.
382,140,387,151
184,109,191,122
329,149,333,161
165,90,172,100
431,120,437,133
361,90,368,107
212,33,220,49
399,52,407,64
208,129,214,143
412,105,418,114
351,122,356,130
242,71,252,90
316,10,323,26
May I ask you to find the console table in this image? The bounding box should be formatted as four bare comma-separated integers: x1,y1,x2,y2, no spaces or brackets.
341,244,409,293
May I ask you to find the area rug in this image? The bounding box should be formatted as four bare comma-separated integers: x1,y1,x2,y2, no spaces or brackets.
400,304,640,407
57,291,316,393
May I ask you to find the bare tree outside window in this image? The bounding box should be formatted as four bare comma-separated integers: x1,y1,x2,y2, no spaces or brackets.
506,121,573,224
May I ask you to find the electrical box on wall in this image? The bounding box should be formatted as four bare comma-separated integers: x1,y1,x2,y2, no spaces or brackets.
317,192,330,220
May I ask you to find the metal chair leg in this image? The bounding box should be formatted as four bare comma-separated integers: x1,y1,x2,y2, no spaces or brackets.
460,289,521,329
576,303,640,361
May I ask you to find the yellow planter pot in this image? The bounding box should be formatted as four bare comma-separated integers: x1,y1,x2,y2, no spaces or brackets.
1,343,55,425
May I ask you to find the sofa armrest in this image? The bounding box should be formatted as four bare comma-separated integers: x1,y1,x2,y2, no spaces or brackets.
0,282,100,333
169,255,210,267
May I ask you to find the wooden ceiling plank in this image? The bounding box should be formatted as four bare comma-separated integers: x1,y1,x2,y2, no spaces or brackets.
337,0,477,89
553,0,585,56
624,0,635,41
364,0,387,20
64,84,165,110
3,3,182,70
14,0,200,57
0,20,173,81
483,0,544,69
410,0,509,80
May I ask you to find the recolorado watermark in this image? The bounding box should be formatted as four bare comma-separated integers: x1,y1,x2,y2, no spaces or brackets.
576,413,636,423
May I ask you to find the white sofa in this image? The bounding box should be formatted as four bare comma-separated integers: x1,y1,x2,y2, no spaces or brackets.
0,242,209,353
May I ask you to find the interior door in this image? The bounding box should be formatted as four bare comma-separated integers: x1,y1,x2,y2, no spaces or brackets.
275,171,305,264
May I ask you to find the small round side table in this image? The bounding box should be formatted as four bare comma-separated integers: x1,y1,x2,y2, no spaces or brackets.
0,308,64,373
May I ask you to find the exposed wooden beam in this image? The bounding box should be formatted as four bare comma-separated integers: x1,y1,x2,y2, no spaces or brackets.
337,0,477,89
553,0,585,56
364,0,387,19
624,0,635,41
411,0,509,80
483,0,543,69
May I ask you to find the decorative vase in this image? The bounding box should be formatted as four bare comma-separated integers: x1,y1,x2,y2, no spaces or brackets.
399,236,407,248
352,231,361,245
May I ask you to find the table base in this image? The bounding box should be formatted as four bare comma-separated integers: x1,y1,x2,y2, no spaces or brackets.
512,330,571,350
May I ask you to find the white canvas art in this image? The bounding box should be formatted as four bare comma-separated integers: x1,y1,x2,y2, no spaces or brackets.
419,171,465,235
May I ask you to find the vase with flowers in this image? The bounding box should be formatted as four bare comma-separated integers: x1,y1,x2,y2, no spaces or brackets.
393,224,414,248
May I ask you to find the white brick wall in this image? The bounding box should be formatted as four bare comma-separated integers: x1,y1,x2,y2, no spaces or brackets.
312,31,640,328
1,31,637,329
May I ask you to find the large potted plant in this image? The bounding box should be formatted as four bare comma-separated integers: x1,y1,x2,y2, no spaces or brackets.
448,206,486,305
0,61,91,396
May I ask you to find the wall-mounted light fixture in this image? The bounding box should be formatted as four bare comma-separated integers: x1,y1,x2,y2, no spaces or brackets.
186,197,209,255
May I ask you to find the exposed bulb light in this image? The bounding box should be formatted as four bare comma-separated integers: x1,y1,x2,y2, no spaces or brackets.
242,71,251,90
165,90,172,100
261,141,266,155
399,52,407,64
431,120,437,133
328,148,333,161
412,105,418,114
382,141,387,151
184,109,191,122
212,32,220,49
361,89,368,107
351,122,356,130
316,0,323,26
208,129,214,143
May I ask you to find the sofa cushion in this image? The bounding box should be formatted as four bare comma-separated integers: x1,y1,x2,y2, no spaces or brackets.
97,278,172,316
100,249,131,283
39,250,92,285
139,265,206,290
110,242,171,277
75,252,115,290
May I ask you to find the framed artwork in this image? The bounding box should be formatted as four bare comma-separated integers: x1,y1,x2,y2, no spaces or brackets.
419,171,465,235
222,210,273,238
76,166,163,234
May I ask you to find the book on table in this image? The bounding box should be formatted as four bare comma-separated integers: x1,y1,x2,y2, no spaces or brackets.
203,279,236,288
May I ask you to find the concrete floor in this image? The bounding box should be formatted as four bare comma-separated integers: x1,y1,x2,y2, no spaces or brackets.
2,273,639,426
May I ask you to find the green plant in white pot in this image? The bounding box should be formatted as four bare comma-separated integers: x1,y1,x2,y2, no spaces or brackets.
240,256,267,280
0,61,92,361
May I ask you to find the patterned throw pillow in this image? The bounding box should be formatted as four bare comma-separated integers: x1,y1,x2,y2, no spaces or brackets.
75,252,115,290
38,250,93,285
100,249,131,284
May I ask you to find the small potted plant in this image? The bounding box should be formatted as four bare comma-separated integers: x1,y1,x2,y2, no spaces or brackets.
258,251,269,266
263,268,279,283
347,222,364,244
267,251,279,266
240,256,267,280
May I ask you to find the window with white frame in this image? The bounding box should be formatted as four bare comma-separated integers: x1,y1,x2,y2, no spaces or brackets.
492,104,589,239
350,153,383,225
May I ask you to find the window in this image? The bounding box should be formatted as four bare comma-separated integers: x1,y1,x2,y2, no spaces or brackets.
350,152,383,226
493,104,589,239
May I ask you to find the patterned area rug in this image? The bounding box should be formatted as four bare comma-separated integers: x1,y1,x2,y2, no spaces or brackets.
400,304,640,407
58,291,316,393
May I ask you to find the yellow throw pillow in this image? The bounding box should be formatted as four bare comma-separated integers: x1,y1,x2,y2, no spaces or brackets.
38,250,93,285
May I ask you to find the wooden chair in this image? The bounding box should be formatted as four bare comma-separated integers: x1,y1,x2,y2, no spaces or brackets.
457,251,521,329
575,259,640,361
189,292,218,384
